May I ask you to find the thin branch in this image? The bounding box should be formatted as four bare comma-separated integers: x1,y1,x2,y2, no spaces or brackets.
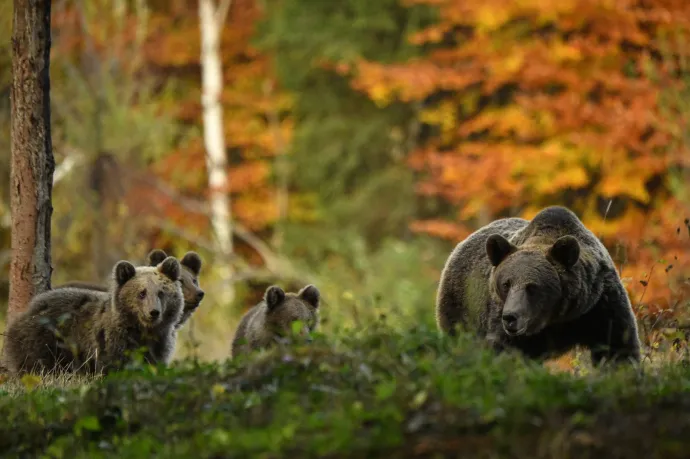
127,170,282,271
53,143,308,283
145,216,228,257
232,222,282,272
144,216,311,285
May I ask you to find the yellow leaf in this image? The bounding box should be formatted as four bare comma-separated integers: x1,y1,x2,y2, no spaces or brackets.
599,175,650,203
21,374,42,391
211,384,226,397
535,166,589,194
475,7,509,33
504,52,524,73
551,41,582,63
369,84,392,108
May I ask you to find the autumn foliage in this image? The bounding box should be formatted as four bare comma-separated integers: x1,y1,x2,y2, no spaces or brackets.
349,0,690,321
37,0,690,336
145,0,292,233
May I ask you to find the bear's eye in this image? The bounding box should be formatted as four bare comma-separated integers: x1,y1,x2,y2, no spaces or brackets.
192,279,198,286
157,291,164,300
501,280,511,292
525,283,538,295
138,289,147,300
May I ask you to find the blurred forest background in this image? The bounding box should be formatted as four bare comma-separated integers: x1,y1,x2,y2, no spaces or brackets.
1,0,689,363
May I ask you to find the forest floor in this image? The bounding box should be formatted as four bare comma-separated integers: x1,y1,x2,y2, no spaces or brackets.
1,326,690,458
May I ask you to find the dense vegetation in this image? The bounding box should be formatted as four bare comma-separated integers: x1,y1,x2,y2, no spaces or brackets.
1,0,690,455
1,0,689,363
2,327,690,458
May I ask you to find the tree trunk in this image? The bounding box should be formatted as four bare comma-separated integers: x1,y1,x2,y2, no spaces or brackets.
199,0,232,255
7,0,55,324
199,0,234,302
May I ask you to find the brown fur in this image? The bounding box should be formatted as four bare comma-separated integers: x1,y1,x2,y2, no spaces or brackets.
55,249,204,329
4,257,184,375
231,285,320,358
147,249,204,329
436,206,640,366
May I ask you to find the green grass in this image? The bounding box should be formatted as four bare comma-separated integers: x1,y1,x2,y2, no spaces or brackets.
1,324,690,458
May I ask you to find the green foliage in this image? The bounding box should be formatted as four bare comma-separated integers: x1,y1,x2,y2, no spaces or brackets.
2,327,690,457
287,234,447,331
256,0,436,246
51,67,180,165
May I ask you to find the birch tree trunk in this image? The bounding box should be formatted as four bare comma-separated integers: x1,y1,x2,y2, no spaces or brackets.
7,0,55,323
199,0,234,300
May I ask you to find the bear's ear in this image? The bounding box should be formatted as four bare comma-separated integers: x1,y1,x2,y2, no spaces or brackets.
549,235,580,268
147,249,168,267
180,251,202,276
486,234,518,267
264,286,285,311
158,256,181,281
114,261,136,287
298,284,320,309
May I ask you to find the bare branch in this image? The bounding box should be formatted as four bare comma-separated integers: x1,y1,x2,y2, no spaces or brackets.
53,142,309,284
126,170,282,271
145,216,226,256
144,216,312,285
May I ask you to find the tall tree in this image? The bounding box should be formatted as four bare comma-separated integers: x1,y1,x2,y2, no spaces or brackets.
7,0,55,323
199,0,233,256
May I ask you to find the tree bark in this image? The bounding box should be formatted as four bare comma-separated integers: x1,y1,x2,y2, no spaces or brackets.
199,0,235,303
199,0,232,256
7,0,55,324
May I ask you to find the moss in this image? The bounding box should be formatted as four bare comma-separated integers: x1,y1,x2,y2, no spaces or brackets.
1,326,689,458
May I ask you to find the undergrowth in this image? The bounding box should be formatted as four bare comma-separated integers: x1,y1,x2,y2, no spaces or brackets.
1,324,690,458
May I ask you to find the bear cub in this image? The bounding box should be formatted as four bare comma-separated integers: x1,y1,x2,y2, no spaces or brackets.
4,256,184,375
231,285,321,358
56,249,205,329
436,206,641,366
147,249,204,329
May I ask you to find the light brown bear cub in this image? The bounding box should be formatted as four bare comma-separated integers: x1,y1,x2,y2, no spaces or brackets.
231,285,320,358
4,256,184,375
57,249,205,329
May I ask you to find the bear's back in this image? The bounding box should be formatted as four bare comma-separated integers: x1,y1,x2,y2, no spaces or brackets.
511,206,614,267
4,288,109,374
231,302,265,356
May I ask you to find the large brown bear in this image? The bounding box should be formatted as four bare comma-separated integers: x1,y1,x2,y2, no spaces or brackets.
436,206,641,366
230,285,320,358
56,249,204,329
4,256,184,375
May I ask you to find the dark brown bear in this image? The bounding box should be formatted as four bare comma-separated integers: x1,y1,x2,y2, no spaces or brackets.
56,249,204,329
230,285,320,358
436,206,640,366
4,256,184,375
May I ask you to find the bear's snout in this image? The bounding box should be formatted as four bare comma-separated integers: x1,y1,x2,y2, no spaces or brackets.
502,313,519,334
147,299,163,322
501,289,531,336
